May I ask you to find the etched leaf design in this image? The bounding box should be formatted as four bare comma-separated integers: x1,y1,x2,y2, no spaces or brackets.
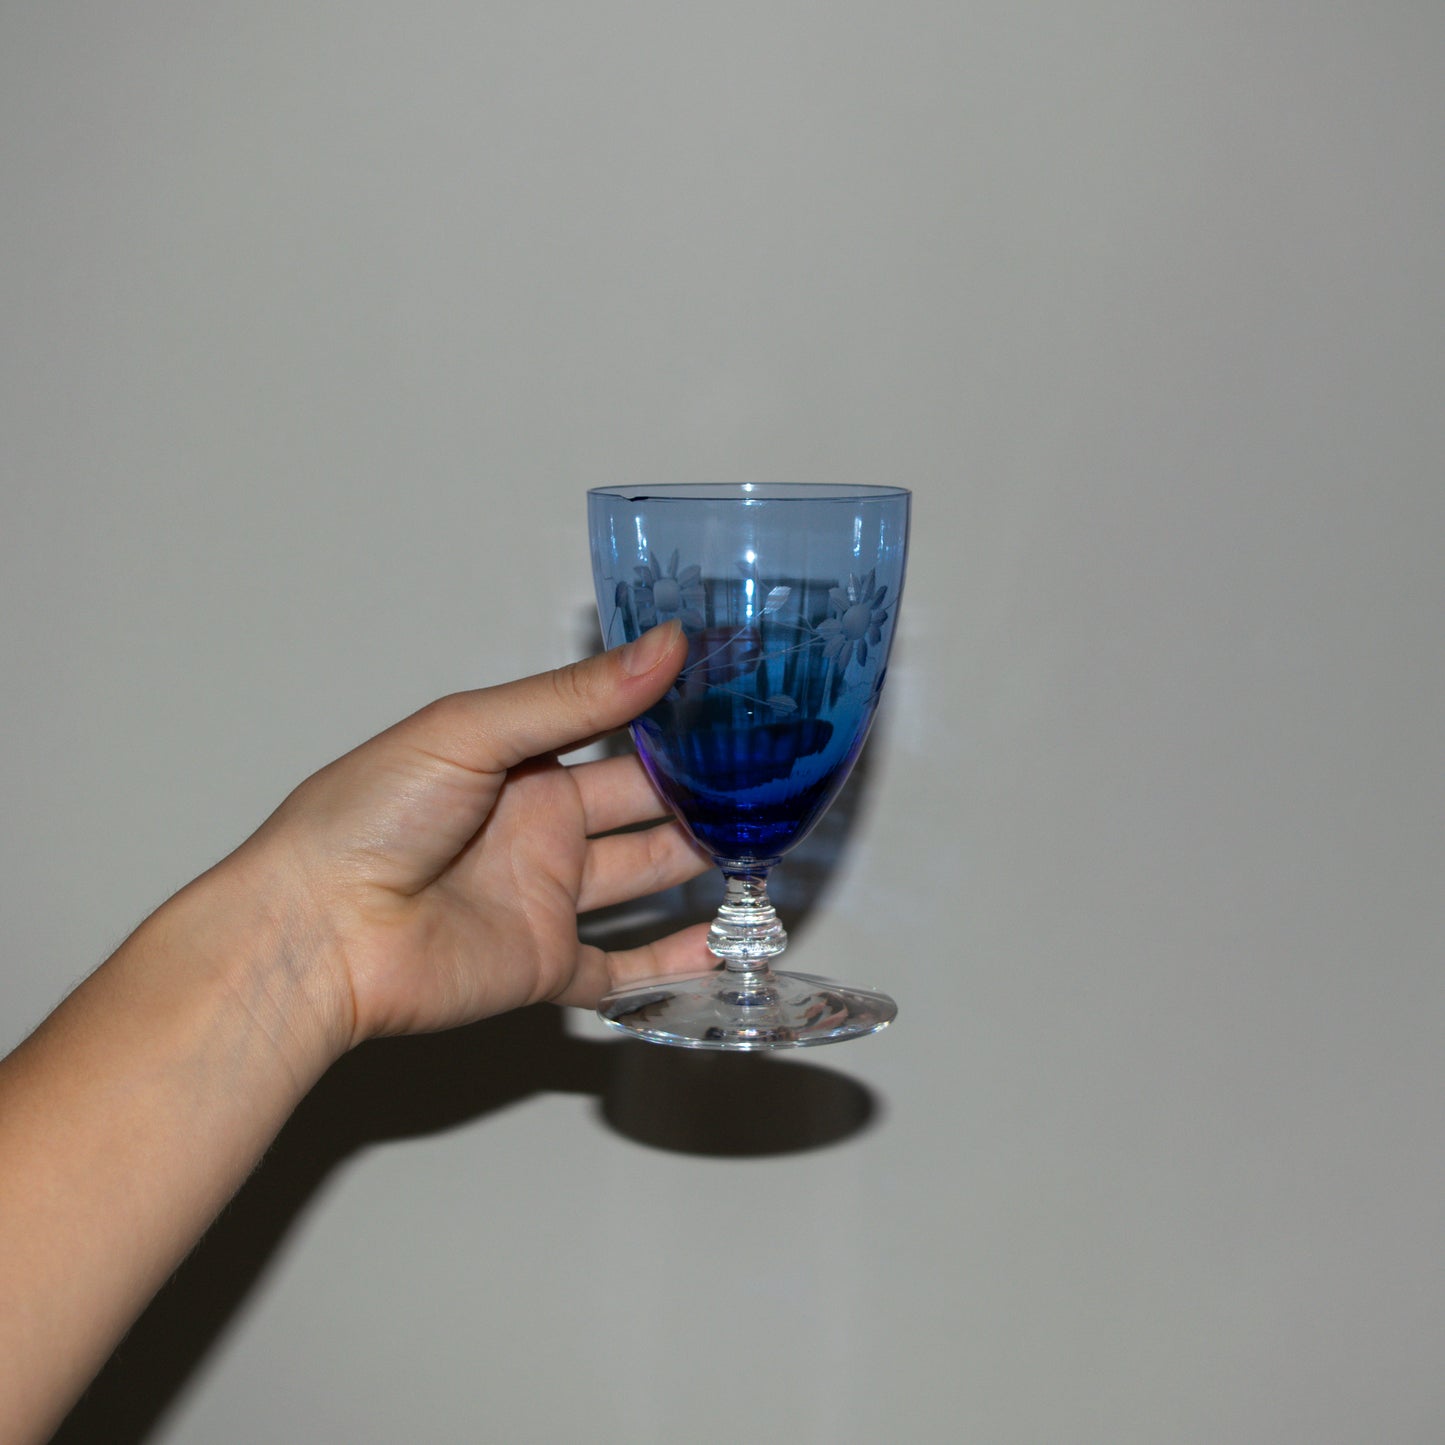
765,694,798,713
761,585,791,615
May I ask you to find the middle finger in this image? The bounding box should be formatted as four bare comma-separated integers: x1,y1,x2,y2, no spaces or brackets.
572,752,673,837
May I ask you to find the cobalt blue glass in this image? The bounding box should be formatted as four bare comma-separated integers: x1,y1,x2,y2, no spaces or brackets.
588,483,910,1048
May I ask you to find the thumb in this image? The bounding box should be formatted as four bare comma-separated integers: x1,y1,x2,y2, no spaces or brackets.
405,620,685,774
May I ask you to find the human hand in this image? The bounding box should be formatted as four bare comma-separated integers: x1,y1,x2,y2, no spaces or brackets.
0,623,718,1441
234,619,713,1057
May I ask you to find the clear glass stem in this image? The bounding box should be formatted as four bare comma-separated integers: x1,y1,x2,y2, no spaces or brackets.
598,863,896,1048
707,869,788,971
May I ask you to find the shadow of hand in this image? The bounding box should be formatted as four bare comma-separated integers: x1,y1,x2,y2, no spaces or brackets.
54,1007,879,1445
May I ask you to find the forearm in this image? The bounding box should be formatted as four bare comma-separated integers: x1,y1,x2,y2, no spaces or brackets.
0,849,347,1444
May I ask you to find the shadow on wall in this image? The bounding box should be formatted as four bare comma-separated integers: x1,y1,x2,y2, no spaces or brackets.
54,1018,883,1445
54,698,892,1445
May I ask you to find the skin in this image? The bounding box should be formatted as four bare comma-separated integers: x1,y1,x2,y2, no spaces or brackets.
0,620,711,1444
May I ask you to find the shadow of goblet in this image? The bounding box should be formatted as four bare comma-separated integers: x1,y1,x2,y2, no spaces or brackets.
601,1038,879,1154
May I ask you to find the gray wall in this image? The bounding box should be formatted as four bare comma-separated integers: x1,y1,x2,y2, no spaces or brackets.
4,4,1442,1441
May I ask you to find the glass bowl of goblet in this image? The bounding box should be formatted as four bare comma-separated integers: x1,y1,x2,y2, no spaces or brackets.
588,483,909,1049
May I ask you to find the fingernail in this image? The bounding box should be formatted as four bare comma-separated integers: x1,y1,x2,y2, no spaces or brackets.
621,619,682,676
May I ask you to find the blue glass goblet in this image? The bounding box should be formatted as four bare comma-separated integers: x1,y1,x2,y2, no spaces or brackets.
588,483,910,1049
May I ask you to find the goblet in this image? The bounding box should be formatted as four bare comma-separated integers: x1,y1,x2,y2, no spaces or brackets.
588,483,910,1049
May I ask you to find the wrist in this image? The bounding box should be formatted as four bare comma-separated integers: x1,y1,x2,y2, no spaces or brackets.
139,842,356,1091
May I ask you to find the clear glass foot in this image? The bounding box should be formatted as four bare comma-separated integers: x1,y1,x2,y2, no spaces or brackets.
597,968,897,1050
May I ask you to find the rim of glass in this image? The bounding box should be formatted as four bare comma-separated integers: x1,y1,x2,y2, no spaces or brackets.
588,483,910,502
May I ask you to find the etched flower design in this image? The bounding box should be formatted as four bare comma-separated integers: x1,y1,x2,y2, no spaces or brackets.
817,569,891,668
632,549,706,630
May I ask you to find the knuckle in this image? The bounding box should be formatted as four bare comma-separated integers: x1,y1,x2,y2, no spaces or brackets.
418,691,468,731
548,658,598,720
